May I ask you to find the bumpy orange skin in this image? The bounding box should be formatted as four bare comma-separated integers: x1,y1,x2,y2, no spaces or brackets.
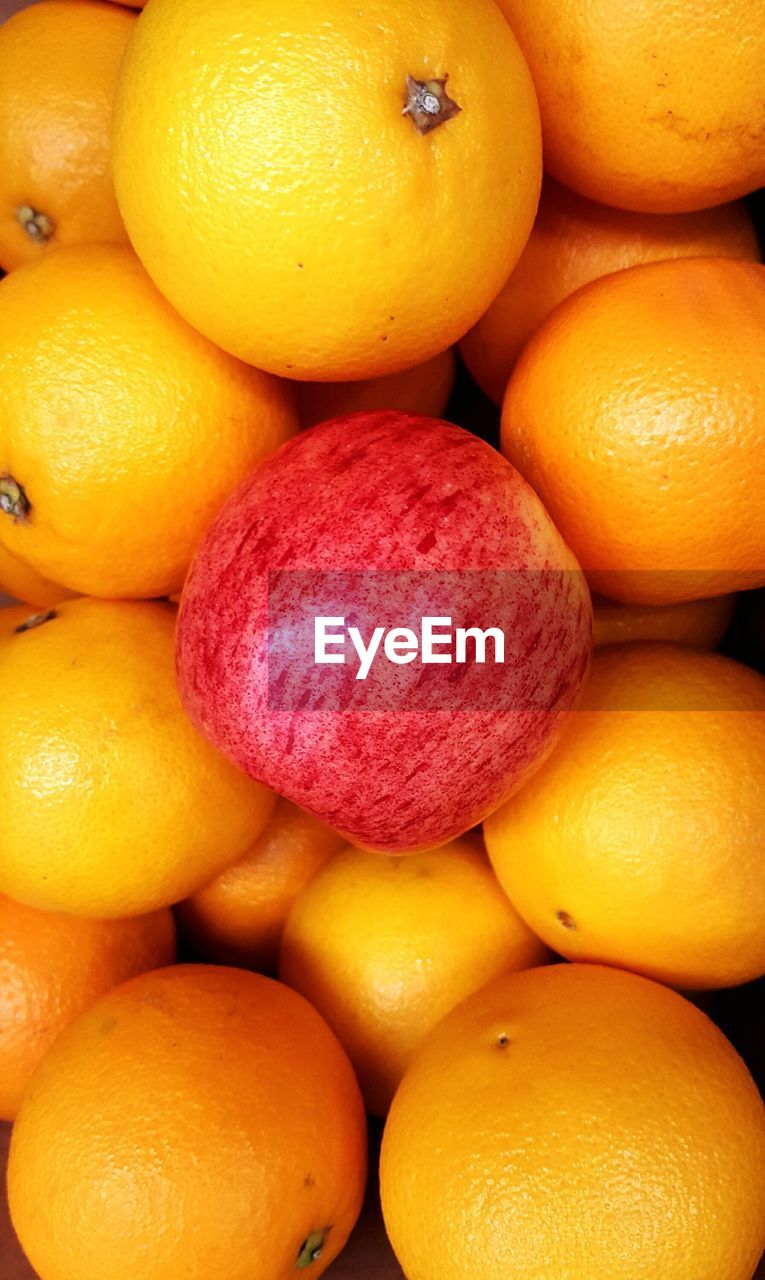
295,348,456,429
9,965,367,1280
0,1,135,271
502,258,765,605
0,543,73,609
280,836,548,1115
495,0,765,213
0,598,276,918
177,798,346,972
0,244,298,598
484,644,765,990
113,0,542,379
0,894,175,1120
461,180,760,403
381,964,765,1280
592,593,736,649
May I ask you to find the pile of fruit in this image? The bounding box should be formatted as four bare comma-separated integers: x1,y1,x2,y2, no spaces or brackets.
0,0,764,1277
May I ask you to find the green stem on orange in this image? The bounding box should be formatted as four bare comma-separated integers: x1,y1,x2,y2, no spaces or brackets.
296,1228,330,1269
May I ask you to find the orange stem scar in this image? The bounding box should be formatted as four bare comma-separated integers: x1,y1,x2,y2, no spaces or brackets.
0,474,31,522
296,1228,330,1268
403,75,461,135
17,205,55,244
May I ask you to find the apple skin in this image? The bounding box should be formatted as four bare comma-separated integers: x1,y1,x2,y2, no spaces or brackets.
176,412,591,851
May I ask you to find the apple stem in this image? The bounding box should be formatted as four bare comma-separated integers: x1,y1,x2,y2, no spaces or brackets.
16,204,55,244
296,1228,330,1269
403,75,461,135
0,474,31,522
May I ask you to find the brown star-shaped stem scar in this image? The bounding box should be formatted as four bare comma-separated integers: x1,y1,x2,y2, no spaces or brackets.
402,75,462,135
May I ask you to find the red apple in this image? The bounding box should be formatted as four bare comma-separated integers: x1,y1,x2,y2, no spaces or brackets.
176,412,591,850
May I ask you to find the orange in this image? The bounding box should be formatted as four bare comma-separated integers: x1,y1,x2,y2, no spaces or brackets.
280,836,548,1115
0,544,72,609
0,246,297,600
295,348,456,430
501,257,765,605
380,963,765,1280
0,893,175,1121
177,797,346,973
0,598,276,918
8,965,367,1280
461,179,760,403
0,1,135,272
112,0,542,379
484,643,765,990
593,592,736,649
494,0,765,213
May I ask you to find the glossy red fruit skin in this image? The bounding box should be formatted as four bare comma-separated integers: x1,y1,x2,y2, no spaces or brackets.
176,412,591,851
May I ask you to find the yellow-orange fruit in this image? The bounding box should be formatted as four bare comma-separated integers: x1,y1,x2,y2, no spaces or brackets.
0,1,135,271
381,963,765,1280
501,258,765,604
0,545,72,609
177,798,346,972
0,598,276,918
461,180,759,403
9,965,367,1280
113,0,542,378
0,244,297,598
0,893,175,1120
484,643,765,990
295,348,456,429
592,593,736,649
280,836,548,1114
494,0,765,213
